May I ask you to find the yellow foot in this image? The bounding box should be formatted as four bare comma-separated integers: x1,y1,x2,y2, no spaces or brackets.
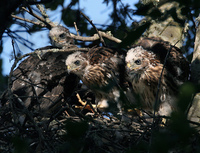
75,93,96,113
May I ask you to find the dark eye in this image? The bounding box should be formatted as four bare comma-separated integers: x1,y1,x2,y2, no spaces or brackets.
135,59,141,65
59,33,65,39
74,60,80,65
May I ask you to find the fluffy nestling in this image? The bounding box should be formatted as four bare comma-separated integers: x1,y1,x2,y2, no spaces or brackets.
125,37,190,116
65,47,127,114
49,25,75,49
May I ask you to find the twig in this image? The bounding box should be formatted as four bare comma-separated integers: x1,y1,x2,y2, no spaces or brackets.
70,31,122,43
36,4,48,18
80,11,106,46
11,39,17,60
119,0,133,20
22,6,55,29
74,22,80,36
11,14,47,27
36,4,53,27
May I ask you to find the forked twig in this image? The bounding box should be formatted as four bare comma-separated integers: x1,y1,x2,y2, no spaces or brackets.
11,14,47,27
70,31,121,43
80,11,106,46
74,22,80,36
22,6,55,29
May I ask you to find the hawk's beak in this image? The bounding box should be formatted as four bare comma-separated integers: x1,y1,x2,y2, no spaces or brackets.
67,65,72,74
126,62,139,71
53,36,58,41
66,65,79,73
127,63,131,68
67,65,71,70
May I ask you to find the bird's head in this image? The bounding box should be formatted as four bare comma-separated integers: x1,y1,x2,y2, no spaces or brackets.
65,52,88,77
125,46,151,74
49,26,74,48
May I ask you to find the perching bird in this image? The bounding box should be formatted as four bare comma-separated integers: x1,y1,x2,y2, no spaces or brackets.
49,25,75,49
65,47,127,114
1,47,79,116
125,37,190,116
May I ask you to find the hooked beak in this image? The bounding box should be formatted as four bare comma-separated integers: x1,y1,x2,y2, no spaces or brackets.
126,62,139,71
67,65,71,70
66,65,80,74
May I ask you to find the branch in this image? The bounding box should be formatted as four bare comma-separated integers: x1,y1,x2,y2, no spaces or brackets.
22,6,55,29
74,22,80,36
80,11,106,46
11,14,47,27
71,31,122,43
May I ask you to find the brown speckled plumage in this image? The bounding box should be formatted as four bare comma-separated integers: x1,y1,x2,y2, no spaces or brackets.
65,47,126,113
126,37,190,116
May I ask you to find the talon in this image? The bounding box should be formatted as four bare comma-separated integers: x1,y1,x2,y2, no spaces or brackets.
160,118,167,127
75,93,96,113
76,93,87,106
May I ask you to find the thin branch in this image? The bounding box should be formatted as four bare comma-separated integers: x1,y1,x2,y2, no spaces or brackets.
11,14,47,27
119,0,133,20
74,22,80,36
22,6,55,29
80,11,106,46
11,39,17,60
70,31,122,43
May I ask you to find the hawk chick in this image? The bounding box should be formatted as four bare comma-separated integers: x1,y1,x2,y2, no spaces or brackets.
49,26,74,49
125,37,189,116
65,47,126,114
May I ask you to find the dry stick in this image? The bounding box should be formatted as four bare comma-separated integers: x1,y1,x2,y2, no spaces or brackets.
36,4,53,27
11,14,47,27
70,32,122,43
22,6,55,29
36,4,48,18
74,22,80,36
11,39,17,60
80,11,106,46
119,0,133,21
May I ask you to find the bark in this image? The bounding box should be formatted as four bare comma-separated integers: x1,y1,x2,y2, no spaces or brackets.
144,1,187,48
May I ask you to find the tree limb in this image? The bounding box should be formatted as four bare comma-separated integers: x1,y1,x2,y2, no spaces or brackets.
80,11,106,46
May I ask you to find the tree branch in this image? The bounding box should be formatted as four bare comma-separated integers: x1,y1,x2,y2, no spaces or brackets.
80,11,106,46
22,6,55,29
